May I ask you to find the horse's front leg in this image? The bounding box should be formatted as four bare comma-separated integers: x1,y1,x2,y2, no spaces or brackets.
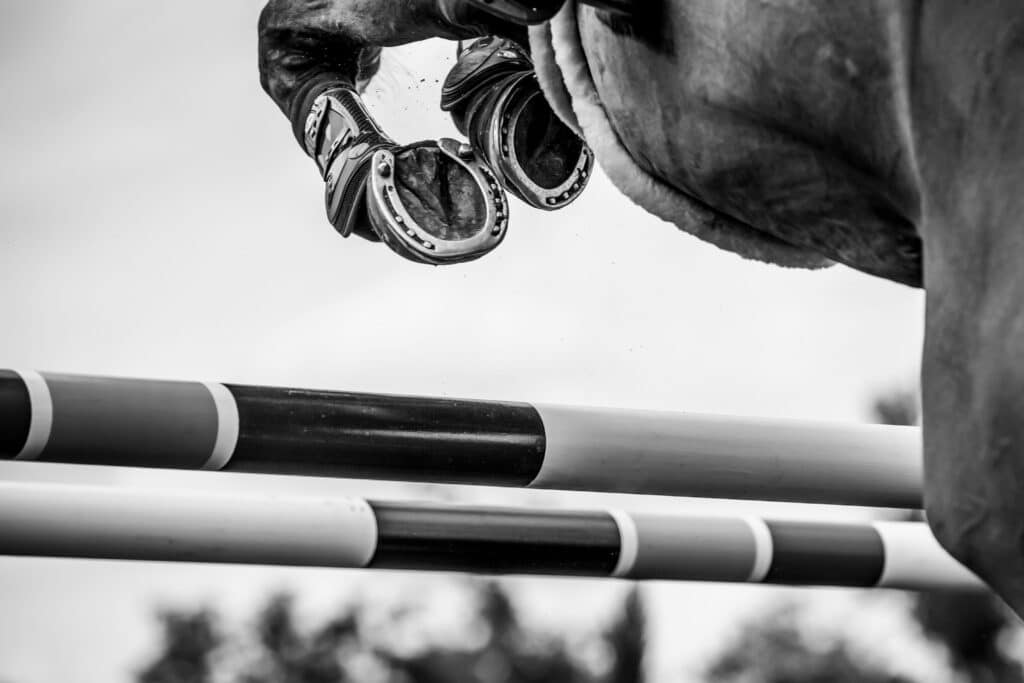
258,0,529,264
258,0,527,142
914,2,1024,615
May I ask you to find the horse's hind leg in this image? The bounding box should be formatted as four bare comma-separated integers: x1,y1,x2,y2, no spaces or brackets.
913,1,1024,615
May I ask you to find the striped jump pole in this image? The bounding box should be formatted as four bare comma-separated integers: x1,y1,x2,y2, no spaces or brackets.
0,479,979,591
0,370,922,508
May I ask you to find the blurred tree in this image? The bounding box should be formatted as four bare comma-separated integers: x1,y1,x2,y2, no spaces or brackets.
136,608,221,683
135,580,646,683
381,581,594,683
703,604,913,683
237,593,360,683
602,587,645,683
870,388,919,428
870,387,1024,683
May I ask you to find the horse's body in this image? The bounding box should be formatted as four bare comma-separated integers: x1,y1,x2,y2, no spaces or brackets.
538,2,922,286
258,0,1024,614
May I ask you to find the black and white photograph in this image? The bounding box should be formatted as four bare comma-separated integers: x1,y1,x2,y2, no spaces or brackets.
2,2,1023,682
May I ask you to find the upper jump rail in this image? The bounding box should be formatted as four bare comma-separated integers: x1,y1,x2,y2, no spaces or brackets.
0,370,922,508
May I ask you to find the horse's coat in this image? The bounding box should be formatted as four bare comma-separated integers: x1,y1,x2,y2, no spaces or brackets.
531,2,923,285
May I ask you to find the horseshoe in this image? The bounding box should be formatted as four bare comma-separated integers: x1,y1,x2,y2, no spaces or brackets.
442,37,593,211
366,140,508,265
303,86,509,265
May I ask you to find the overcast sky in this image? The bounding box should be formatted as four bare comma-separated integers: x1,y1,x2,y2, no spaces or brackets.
0,2,945,682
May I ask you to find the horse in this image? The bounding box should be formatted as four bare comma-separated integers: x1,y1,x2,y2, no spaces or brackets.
257,0,1024,615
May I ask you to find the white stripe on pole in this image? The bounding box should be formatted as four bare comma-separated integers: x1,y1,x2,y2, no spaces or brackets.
202,382,239,471
531,404,923,507
873,521,984,590
13,370,52,461
0,480,378,568
744,517,774,583
608,509,638,577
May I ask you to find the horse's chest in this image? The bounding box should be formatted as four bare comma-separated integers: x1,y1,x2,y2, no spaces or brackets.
576,2,924,285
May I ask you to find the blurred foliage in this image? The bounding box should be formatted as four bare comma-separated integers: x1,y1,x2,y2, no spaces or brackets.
870,389,919,429
135,580,645,683
603,587,645,683
704,604,912,683
237,593,359,683
137,608,222,683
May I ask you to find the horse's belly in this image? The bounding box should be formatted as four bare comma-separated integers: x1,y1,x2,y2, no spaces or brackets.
578,1,923,285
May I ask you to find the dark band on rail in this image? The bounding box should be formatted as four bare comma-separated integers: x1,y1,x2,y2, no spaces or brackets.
764,520,886,586
0,370,30,458
227,384,545,485
369,503,620,575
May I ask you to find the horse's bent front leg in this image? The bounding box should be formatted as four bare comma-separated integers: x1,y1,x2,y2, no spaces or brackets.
914,2,1024,614
258,0,526,143
258,0,533,263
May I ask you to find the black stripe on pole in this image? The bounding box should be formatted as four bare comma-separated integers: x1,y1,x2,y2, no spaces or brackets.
0,371,30,458
763,521,885,587
368,502,621,575
224,385,546,486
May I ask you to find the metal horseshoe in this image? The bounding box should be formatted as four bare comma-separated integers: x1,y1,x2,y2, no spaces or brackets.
303,86,510,265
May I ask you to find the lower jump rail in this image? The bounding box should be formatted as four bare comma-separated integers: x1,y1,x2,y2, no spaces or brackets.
0,479,979,591
0,370,922,508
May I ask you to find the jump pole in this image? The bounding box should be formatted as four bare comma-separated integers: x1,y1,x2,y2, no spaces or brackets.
0,479,978,591
0,370,922,508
